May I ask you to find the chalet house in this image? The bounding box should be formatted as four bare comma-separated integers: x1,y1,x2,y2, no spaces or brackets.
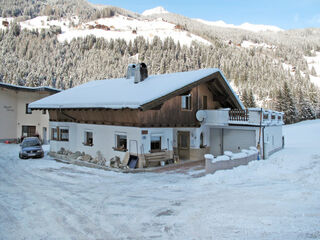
0,83,60,143
29,64,283,168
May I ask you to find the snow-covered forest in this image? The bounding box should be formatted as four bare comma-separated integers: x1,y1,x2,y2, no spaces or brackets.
0,0,320,123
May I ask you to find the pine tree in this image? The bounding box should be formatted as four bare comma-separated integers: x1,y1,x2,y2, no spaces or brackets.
282,82,299,124
297,89,316,121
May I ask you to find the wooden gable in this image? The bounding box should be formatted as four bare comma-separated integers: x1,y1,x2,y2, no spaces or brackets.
48,75,239,127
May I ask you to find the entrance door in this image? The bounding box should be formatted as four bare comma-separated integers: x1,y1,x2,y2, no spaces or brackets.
43,127,47,144
177,131,190,160
210,128,223,156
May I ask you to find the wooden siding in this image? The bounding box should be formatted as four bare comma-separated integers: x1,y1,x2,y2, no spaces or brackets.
49,82,231,127
49,83,225,127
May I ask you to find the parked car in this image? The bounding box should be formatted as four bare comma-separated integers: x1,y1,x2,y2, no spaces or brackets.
19,137,44,159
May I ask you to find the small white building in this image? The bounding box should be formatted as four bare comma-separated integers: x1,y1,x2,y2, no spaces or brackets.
29,64,283,168
0,83,60,143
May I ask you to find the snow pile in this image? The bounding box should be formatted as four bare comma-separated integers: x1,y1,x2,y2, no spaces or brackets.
0,120,320,239
195,18,283,33
142,6,169,16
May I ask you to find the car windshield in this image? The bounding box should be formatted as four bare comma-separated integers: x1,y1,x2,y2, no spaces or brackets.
22,140,40,147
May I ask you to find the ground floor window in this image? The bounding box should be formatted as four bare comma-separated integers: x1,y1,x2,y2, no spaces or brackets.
150,135,161,152
84,131,93,146
51,127,58,140
200,132,205,148
22,125,36,137
60,128,69,141
115,133,127,151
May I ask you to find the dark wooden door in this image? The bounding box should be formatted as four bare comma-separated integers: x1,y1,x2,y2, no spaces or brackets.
178,131,190,160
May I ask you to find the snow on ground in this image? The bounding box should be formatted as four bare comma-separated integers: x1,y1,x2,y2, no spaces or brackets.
142,6,169,16
305,51,320,76
19,16,79,33
282,61,320,88
240,40,276,50
5,14,210,46
58,15,211,46
194,18,283,33
1,120,320,240
0,17,14,30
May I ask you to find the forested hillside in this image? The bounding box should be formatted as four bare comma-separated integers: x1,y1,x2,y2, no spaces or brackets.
0,0,319,123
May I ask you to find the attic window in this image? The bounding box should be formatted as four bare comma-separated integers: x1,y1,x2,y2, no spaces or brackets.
181,94,192,110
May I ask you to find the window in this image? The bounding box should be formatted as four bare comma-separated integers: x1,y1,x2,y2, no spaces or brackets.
263,113,269,120
84,131,93,146
202,96,207,110
60,128,69,141
42,109,46,115
115,134,127,151
200,132,204,148
22,126,36,137
150,135,161,152
51,128,58,140
181,94,192,110
25,104,32,114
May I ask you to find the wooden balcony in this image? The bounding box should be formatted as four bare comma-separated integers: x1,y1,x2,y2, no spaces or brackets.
229,109,249,121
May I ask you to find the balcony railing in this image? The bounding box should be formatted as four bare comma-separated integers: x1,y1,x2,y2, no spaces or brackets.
229,109,249,121
197,108,284,126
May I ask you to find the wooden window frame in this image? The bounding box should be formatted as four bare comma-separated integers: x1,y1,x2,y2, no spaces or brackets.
51,127,58,141
59,127,69,142
150,135,162,153
83,131,93,146
181,94,192,111
113,133,127,152
202,95,208,110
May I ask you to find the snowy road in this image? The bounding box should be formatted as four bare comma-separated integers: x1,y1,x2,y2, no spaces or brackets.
0,120,320,240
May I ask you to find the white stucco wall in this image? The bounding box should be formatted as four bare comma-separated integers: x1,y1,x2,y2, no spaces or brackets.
16,91,50,141
264,125,283,156
0,88,17,140
140,128,173,154
173,128,199,149
0,88,51,142
49,122,143,160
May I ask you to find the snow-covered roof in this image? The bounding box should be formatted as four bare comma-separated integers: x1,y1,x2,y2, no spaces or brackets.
29,68,244,110
0,82,60,93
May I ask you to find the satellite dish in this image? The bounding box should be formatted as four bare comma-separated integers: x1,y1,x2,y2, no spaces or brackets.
196,110,207,122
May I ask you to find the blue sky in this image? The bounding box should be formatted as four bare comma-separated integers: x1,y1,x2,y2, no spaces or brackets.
88,0,320,29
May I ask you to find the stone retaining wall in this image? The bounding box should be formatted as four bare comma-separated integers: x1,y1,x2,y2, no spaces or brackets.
205,147,259,174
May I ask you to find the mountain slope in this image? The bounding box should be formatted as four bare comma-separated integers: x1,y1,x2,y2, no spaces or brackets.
194,18,283,33
0,0,319,122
